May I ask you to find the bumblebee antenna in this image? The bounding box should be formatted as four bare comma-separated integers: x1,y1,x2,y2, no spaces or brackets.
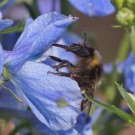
82,24,87,47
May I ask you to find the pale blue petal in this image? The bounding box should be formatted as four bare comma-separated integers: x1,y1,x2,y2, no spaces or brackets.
51,31,82,65
33,120,57,135
103,63,113,73
0,19,13,30
5,12,78,73
9,61,82,131
37,0,61,14
91,108,103,125
0,44,3,76
75,113,93,135
34,31,82,64
0,18,33,51
1,33,20,50
42,31,82,68
68,0,115,16
119,52,135,94
59,113,93,135
24,17,34,29
58,129,78,135
124,65,135,94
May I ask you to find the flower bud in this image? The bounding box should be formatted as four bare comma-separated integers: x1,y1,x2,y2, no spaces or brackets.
116,8,135,26
124,0,135,12
111,0,124,9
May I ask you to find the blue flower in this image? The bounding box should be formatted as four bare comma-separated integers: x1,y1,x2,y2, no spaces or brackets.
0,0,15,15
2,12,83,132
57,112,93,135
0,44,3,76
0,108,93,135
4,12,78,73
68,0,115,17
122,52,135,94
0,32,20,50
9,61,82,131
103,63,113,73
43,31,83,67
37,0,61,14
75,113,93,135
0,11,13,30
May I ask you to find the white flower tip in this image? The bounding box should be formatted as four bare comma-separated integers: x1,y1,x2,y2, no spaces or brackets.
69,15,79,21
0,11,2,20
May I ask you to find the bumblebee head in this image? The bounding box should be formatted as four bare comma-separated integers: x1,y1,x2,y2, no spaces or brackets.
88,47,94,58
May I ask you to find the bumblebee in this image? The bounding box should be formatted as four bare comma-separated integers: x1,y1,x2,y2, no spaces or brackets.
48,37,103,112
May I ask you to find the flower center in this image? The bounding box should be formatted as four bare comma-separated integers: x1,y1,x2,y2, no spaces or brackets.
56,98,68,108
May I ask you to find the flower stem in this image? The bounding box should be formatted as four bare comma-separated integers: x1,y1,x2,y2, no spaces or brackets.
115,31,130,62
128,26,135,58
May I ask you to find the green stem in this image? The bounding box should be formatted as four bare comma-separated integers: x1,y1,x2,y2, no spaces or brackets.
128,26,135,58
115,31,130,62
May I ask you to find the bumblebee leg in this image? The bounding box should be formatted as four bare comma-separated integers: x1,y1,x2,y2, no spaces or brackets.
47,71,81,80
81,86,95,112
53,43,82,52
49,56,75,71
49,56,63,62
47,71,71,77
53,44,91,58
53,44,69,50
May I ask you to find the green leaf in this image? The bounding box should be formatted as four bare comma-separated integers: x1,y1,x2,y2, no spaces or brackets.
128,93,135,103
0,16,27,34
115,82,135,113
85,93,135,125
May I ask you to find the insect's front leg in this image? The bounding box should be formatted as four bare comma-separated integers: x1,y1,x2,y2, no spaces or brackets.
47,71,81,80
53,43,83,52
47,71,72,77
49,56,76,71
53,43,91,58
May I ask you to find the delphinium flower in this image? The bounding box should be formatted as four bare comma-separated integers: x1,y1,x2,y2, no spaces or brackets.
0,0,15,15
43,31,82,67
0,11,13,30
68,0,115,17
0,32,20,50
0,12,83,133
56,113,93,135
37,0,61,14
122,52,135,94
0,108,93,135
107,51,135,95
74,113,93,135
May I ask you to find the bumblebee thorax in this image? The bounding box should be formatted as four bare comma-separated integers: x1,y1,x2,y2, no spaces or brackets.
89,50,102,68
